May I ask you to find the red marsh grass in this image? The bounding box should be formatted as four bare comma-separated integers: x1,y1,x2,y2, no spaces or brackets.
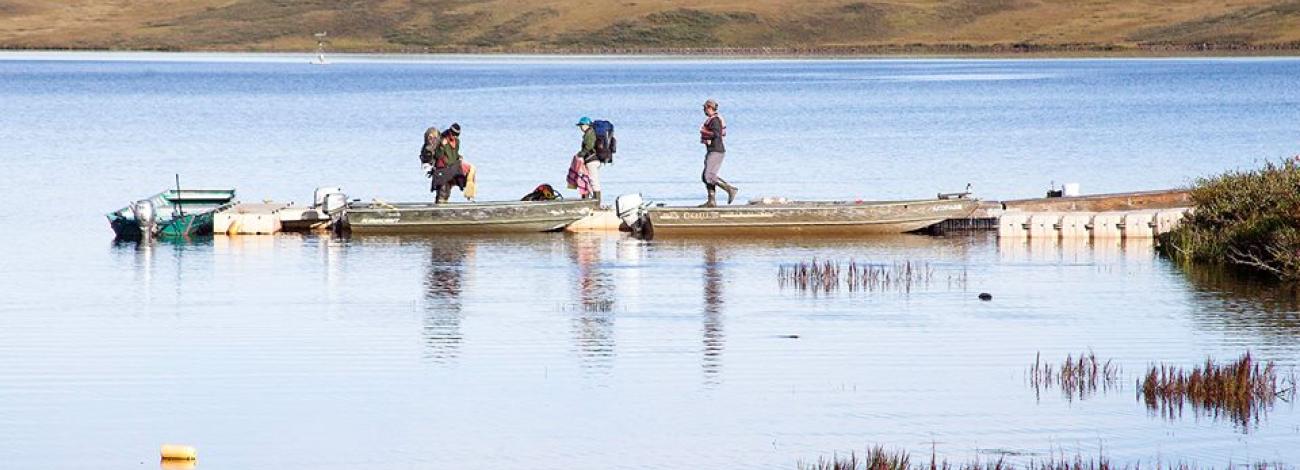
1029,351,1122,401
1139,351,1297,428
798,445,1291,470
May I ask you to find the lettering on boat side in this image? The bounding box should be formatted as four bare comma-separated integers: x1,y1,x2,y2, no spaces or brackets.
929,204,964,212
681,212,721,220
718,212,775,219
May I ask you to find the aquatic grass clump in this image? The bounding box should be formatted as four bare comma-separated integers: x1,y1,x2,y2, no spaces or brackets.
1029,351,1122,401
798,446,1291,470
778,258,943,294
1139,351,1298,428
799,446,915,470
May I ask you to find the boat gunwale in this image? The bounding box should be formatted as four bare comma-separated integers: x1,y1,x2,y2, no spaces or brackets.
647,198,976,213
345,198,597,213
346,214,594,227
645,214,963,228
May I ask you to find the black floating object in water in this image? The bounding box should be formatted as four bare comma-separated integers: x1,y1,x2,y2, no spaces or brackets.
777,334,800,339
978,293,993,301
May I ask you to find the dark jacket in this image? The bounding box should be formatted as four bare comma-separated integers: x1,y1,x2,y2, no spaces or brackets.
423,128,464,191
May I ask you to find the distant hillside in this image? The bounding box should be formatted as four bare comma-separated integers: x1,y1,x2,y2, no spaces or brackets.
2,0,1298,54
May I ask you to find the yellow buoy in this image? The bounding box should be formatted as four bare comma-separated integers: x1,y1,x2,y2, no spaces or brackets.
160,459,196,470
160,444,197,461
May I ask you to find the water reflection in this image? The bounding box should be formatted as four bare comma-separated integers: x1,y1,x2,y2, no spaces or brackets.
422,237,471,363
996,236,1157,266
701,244,726,385
568,234,616,371
1181,263,1300,348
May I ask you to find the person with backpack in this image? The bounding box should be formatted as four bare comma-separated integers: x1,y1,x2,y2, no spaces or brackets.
574,116,616,202
699,99,737,207
418,123,467,204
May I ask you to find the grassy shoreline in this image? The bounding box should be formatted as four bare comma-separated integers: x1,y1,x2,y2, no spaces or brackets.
4,44,1300,60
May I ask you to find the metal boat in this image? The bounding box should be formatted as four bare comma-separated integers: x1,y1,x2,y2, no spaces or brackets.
107,188,237,239
629,197,979,236
343,198,600,234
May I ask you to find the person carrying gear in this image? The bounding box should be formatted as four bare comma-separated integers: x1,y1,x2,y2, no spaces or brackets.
418,123,468,204
574,116,605,202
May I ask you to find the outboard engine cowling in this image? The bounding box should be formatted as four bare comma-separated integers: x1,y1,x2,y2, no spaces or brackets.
314,186,345,208
322,192,348,214
615,193,649,233
131,199,157,237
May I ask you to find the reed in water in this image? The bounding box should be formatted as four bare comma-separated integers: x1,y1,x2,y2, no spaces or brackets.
798,445,1291,470
1029,351,1122,401
1139,351,1297,428
778,258,937,294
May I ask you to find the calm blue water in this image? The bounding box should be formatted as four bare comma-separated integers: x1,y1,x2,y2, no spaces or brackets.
2,53,1300,469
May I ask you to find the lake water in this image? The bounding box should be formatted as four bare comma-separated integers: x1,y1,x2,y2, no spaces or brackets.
2,53,1300,469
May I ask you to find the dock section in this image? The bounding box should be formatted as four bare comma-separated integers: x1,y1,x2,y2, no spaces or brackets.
986,189,1192,240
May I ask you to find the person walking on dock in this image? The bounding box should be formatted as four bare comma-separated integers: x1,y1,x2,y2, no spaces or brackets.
699,99,737,207
419,123,467,204
574,116,603,202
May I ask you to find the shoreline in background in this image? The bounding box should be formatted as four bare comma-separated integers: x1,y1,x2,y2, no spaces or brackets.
3,47,1300,62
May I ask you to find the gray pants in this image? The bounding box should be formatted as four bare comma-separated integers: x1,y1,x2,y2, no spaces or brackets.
702,151,725,189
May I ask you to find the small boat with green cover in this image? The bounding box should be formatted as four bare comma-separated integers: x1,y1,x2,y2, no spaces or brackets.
107,188,237,239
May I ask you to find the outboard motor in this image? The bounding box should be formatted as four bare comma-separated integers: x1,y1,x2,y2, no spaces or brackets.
314,186,345,209
130,199,157,238
314,186,348,231
615,193,651,236
322,192,348,214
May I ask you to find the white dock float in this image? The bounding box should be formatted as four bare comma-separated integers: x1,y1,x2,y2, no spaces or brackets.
214,203,289,235
564,209,625,233
1027,212,1063,239
1058,213,1094,239
994,207,1190,240
1154,208,1190,235
1121,211,1157,239
1090,212,1124,239
998,212,1030,238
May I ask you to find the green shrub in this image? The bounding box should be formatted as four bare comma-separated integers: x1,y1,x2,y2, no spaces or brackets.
1159,158,1300,279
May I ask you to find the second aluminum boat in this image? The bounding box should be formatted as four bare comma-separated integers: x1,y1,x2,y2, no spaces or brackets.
343,198,600,234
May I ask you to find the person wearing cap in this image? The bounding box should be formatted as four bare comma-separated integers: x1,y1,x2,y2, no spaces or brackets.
575,116,603,201
428,123,465,204
699,99,737,207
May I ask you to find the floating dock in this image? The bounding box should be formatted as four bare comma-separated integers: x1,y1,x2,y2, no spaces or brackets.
933,189,1192,239
203,188,1193,239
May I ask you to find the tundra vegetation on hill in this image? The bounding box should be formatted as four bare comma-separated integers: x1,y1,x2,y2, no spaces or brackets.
1,0,1299,54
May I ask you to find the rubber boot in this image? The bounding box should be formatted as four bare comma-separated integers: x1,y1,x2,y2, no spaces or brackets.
436,184,450,204
718,179,739,205
698,188,717,208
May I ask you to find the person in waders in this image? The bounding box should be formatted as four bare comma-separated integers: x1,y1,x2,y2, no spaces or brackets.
699,99,737,207
419,123,466,204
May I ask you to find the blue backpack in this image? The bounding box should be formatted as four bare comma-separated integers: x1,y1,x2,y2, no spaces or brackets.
592,120,617,163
